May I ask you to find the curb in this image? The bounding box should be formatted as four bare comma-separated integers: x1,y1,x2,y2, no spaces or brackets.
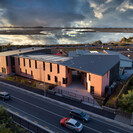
0,81,133,131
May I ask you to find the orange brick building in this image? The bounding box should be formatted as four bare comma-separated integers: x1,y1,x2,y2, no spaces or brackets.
0,48,119,96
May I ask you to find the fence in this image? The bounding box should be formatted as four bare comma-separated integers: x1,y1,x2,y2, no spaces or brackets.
48,88,97,105
8,109,54,133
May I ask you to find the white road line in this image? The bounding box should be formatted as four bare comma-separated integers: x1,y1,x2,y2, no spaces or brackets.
83,125,102,133
109,129,120,133
11,96,103,133
0,81,133,133
0,101,68,133
1,82,70,110
11,96,64,118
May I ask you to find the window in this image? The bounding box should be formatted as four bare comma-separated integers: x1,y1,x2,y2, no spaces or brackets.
18,58,20,65
2,68,6,73
35,60,37,69
48,74,51,80
50,63,52,72
57,64,59,73
63,78,68,84
25,69,27,75
31,71,33,76
68,68,69,73
43,62,45,70
90,86,94,94
29,59,31,67
55,76,58,82
6,56,8,66
20,68,21,73
89,74,91,81
23,58,25,66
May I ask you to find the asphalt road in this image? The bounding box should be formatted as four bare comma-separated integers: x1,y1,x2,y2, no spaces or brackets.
0,82,133,133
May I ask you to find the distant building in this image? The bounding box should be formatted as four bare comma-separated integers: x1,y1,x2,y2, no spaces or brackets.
104,50,132,68
0,48,120,97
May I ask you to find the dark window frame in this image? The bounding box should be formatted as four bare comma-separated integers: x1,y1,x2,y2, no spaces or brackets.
50,63,52,72
35,60,37,69
48,74,51,80
18,58,20,65
29,59,31,67
6,56,8,66
89,74,91,81
23,58,25,66
25,69,27,75
90,86,94,94
63,78,68,84
43,62,45,70
57,64,59,73
2,67,6,73
55,76,58,82
31,70,33,76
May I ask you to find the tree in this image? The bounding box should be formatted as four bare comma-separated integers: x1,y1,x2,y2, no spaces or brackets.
120,37,127,43
118,90,133,113
93,40,102,45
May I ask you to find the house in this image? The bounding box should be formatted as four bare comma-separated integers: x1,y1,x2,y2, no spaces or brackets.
0,48,120,97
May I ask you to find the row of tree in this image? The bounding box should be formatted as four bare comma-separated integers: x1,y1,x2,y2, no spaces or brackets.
0,106,29,133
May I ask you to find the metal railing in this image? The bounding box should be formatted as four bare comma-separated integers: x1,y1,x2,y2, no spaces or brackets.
8,109,54,133
48,88,97,105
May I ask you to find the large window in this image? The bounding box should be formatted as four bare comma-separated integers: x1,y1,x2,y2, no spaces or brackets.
25,69,27,75
50,63,52,72
31,70,33,76
43,62,45,70
2,68,6,73
18,58,20,65
48,74,51,80
6,56,8,66
90,86,94,94
63,78,68,84
55,76,58,82
35,60,37,69
89,74,91,81
57,64,59,73
29,59,31,67
23,58,25,66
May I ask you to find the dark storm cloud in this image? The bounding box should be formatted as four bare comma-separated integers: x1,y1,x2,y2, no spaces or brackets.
0,0,85,26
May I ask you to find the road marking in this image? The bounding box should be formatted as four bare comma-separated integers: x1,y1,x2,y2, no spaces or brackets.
12,96,64,118
109,129,120,133
0,81,133,133
0,101,68,133
84,125,102,133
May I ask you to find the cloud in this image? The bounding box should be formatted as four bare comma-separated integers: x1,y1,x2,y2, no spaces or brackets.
116,0,133,12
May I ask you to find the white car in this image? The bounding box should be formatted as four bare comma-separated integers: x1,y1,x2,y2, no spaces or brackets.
0,92,10,101
60,117,83,132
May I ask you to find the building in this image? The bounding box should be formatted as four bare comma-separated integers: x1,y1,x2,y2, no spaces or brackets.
0,48,120,97
104,50,132,68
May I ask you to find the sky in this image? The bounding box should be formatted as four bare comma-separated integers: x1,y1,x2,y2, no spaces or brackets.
0,0,133,45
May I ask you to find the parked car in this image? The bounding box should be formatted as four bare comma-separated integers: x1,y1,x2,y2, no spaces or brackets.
60,117,83,132
0,92,10,101
69,109,90,122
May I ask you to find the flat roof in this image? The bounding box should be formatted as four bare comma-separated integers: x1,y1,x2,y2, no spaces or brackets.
0,47,45,56
17,54,71,64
